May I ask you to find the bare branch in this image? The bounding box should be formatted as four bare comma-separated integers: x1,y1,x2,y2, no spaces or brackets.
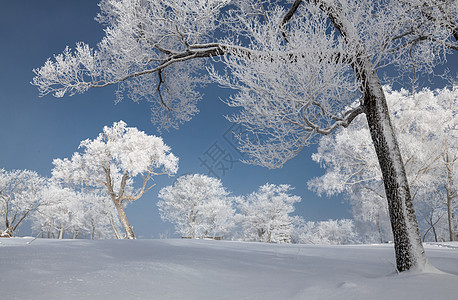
282,0,303,26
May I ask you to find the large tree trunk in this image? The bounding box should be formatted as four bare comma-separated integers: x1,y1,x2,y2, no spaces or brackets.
319,0,429,270
362,68,428,271
114,201,136,239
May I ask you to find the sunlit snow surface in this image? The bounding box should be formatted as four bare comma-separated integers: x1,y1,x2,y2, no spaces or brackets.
1,238,457,299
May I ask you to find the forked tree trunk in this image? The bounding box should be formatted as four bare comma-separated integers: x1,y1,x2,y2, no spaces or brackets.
105,169,136,239
362,69,428,271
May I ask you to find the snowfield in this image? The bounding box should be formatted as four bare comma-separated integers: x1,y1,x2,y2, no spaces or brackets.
1,238,457,300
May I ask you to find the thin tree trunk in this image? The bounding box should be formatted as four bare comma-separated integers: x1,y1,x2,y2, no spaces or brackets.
109,215,123,239
446,189,455,241
376,215,384,243
114,201,136,239
362,70,427,271
432,220,439,242
444,151,456,241
91,224,96,240
58,228,64,239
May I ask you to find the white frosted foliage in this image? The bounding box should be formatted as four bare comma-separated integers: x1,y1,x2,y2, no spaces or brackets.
309,86,458,243
52,120,178,239
237,183,301,244
31,0,458,271
0,169,46,237
157,174,234,239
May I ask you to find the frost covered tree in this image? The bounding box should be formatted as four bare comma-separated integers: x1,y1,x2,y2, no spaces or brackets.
52,121,178,239
237,184,300,244
78,190,123,239
157,174,234,239
32,184,120,239
0,169,46,237
32,184,84,239
32,0,458,271
309,86,458,242
292,218,357,245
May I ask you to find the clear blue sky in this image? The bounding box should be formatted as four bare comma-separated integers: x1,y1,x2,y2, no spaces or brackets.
3,1,454,238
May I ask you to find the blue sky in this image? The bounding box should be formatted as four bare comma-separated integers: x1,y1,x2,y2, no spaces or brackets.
2,1,455,239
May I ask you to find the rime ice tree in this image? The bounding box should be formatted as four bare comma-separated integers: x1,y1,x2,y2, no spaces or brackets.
309,86,458,242
32,184,84,239
78,190,123,239
32,0,458,271
293,219,357,245
0,169,46,237
33,185,121,239
52,121,178,239
157,174,234,239
237,184,300,244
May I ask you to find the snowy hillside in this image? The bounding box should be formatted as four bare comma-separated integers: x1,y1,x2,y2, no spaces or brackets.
1,238,457,299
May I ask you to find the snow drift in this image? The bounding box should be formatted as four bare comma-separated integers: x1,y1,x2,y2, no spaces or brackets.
1,238,457,299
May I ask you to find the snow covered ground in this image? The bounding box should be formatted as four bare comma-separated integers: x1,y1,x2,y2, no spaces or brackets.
1,238,457,300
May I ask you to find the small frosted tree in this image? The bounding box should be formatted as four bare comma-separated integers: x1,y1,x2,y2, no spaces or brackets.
52,120,178,239
32,183,83,239
157,174,234,239
292,218,357,245
237,183,300,244
0,169,46,237
79,190,123,239
33,184,120,239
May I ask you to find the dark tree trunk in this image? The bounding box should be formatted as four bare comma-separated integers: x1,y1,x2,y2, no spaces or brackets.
362,70,427,271
317,0,429,270
376,215,384,244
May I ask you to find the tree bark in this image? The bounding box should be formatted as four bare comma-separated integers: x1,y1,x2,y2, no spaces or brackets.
446,186,455,241
316,0,428,271
105,168,136,239
109,214,123,239
362,68,427,271
114,201,136,239
376,215,384,243
444,151,456,241
58,228,64,239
